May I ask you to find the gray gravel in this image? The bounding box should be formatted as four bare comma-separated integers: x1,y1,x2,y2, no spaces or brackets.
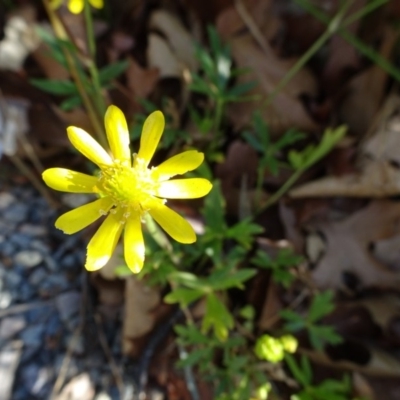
0,178,123,400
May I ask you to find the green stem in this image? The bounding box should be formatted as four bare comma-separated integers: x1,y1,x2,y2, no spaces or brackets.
43,0,107,147
265,0,355,106
298,0,400,83
83,0,106,117
256,168,304,215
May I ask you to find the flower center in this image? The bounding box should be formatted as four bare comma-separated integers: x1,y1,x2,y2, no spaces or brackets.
97,157,160,217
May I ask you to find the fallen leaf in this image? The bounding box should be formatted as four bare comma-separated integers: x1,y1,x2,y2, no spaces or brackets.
290,96,400,198
126,56,159,99
149,9,198,72
217,5,319,136
338,26,398,136
303,201,400,290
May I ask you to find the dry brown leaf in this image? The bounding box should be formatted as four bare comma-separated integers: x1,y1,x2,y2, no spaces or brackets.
302,346,400,378
126,56,159,99
215,140,261,214
258,280,283,331
290,160,400,198
321,0,365,94
291,98,400,199
353,294,400,331
147,33,181,78
149,10,198,73
304,201,400,290
352,372,376,400
339,26,397,137
122,276,161,355
217,5,319,136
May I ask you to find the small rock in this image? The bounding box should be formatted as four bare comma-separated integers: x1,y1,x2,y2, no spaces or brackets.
14,250,43,268
0,316,26,339
25,304,53,324
18,281,36,302
0,290,13,309
55,291,81,322
31,366,53,397
0,192,15,210
6,270,23,287
4,203,28,223
44,255,58,271
45,313,62,337
54,373,95,400
39,274,70,297
19,223,48,237
9,233,31,248
29,267,47,286
20,324,45,348
30,240,50,254
0,240,17,257
61,254,79,270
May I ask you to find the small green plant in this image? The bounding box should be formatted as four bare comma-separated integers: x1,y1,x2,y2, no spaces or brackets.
36,3,382,397
281,291,343,350
286,354,353,400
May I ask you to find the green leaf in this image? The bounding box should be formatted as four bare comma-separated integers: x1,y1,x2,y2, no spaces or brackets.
280,309,305,331
227,81,256,97
164,288,204,307
30,79,78,95
99,60,129,84
202,181,226,233
60,95,82,111
226,219,264,249
308,291,335,322
202,293,234,341
308,325,343,350
285,354,312,387
209,268,257,291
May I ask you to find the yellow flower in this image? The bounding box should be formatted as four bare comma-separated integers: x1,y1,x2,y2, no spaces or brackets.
43,106,212,273
50,0,104,14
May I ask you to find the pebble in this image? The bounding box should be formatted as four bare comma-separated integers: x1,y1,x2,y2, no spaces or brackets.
55,291,81,322
4,203,28,223
0,192,15,209
0,317,26,340
30,366,53,397
14,250,43,268
19,223,47,237
28,267,48,286
9,233,32,248
20,324,45,348
0,241,17,257
0,177,123,399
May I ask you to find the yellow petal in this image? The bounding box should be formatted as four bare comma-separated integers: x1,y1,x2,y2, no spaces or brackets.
155,151,204,181
124,215,145,273
149,203,196,244
43,168,98,193
67,126,112,167
68,0,84,13
55,197,114,234
89,0,103,8
137,111,164,166
104,105,131,164
156,178,212,199
86,209,124,271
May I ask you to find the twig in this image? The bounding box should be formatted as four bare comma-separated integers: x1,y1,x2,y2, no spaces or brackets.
94,312,125,396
